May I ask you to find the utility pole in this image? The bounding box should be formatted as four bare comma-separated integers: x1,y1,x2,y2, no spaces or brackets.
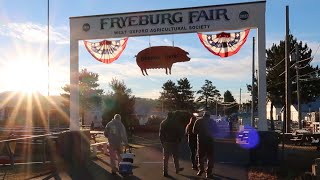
47,0,50,132
285,6,291,133
295,43,301,129
251,37,255,127
215,100,218,116
239,88,242,112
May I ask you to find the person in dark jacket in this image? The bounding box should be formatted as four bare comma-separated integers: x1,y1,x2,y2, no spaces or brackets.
193,111,217,179
159,111,184,177
185,115,198,170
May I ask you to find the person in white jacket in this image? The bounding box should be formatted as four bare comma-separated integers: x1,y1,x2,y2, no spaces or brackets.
104,114,129,175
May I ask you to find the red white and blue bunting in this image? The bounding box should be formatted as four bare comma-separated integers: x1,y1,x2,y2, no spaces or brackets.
84,38,128,64
197,29,250,58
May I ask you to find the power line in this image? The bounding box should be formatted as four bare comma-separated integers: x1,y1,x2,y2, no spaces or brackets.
267,39,320,73
278,71,285,77
217,101,238,105
267,57,285,72
276,56,314,77
299,77,320,81
290,57,313,68
298,62,311,70
299,68,320,78
313,43,320,57
223,103,239,110
267,49,295,72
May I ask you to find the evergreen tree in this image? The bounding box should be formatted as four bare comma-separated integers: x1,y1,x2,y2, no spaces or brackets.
223,90,238,116
196,80,220,111
61,68,104,125
176,78,195,112
102,78,135,128
159,80,178,111
266,35,320,120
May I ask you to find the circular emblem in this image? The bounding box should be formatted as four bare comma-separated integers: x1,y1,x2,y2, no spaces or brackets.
239,11,249,20
83,23,90,32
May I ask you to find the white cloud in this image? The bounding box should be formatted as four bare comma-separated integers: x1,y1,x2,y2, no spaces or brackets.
0,22,69,44
303,40,320,65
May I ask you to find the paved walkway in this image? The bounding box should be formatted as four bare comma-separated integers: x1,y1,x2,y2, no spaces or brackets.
4,133,248,180
90,146,248,180
39,133,248,180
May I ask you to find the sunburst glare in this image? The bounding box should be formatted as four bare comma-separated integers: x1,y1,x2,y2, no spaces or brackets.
2,57,48,94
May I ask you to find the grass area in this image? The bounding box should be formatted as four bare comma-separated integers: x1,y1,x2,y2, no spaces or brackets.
248,169,278,180
247,144,320,179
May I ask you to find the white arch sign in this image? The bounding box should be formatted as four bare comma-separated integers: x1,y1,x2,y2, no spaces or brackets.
69,1,267,131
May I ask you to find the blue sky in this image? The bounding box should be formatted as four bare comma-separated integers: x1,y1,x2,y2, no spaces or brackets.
0,0,319,103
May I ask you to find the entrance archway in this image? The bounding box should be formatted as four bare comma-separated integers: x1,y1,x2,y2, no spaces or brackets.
69,1,267,131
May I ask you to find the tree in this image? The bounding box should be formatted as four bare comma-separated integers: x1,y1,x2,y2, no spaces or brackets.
223,90,238,116
159,80,178,111
196,80,220,111
176,78,195,112
102,78,135,128
266,35,320,121
61,69,104,125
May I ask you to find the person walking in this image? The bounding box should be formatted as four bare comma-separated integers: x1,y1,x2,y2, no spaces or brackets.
104,114,129,175
159,111,184,177
193,111,217,179
185,114,198,170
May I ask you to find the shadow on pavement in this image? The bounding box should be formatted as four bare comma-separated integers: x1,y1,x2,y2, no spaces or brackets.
96,156,139,170
180,173,239,180
88,160,142,180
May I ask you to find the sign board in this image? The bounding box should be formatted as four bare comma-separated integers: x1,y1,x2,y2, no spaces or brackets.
70,1,266,40
69,1,267,131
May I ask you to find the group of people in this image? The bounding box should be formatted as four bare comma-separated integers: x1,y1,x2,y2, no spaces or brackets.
159,111,217,178
102,111,217,178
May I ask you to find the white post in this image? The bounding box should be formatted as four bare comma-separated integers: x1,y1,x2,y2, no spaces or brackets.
70,36,80,131
257,23,268,131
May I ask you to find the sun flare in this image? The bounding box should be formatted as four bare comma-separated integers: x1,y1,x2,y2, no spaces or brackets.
2,57,48,94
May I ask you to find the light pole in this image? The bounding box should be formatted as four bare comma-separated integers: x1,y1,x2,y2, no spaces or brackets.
239,88,242,112
215,100,218,116
47,0,50,132
251,37,255,127
285,6,291,133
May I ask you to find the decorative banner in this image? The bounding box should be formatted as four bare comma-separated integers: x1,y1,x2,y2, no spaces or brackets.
136,46,190,76
197,29,250,58
84,38,128,64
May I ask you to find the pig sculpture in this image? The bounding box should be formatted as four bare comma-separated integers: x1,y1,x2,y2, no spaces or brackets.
136,46,190,76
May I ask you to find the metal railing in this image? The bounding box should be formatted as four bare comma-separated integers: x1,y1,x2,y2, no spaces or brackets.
0,130,69,168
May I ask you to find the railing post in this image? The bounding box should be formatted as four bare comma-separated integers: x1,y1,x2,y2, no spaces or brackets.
43,136,46,164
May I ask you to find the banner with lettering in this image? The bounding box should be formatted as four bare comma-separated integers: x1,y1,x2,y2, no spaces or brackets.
197,29,250,58
84,38,128,64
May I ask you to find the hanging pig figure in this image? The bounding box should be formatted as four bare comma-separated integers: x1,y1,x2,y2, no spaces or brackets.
136,46,190,76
